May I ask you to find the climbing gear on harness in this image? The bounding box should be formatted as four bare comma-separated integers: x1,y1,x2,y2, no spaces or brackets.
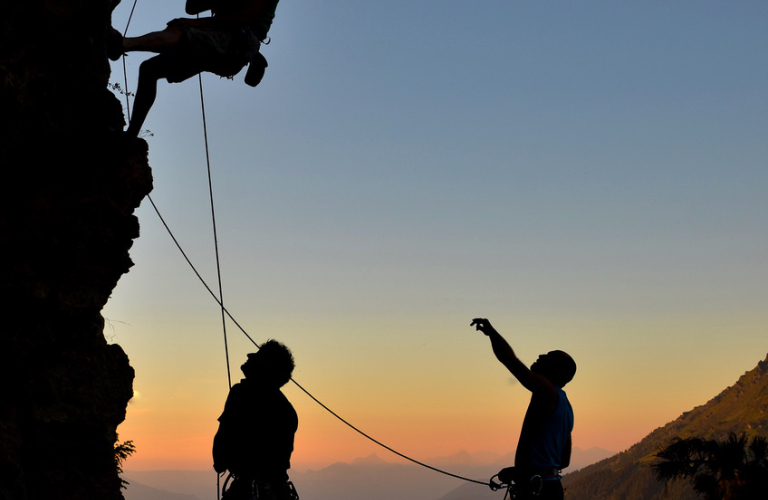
490,468,516,500
490,466,517,499
221,473,299,500
489,466,561,499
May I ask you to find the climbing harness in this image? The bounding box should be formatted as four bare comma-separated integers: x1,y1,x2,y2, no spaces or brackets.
116,1,490,495
220,473,299,500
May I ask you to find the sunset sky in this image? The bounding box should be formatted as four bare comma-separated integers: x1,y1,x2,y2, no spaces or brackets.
104,1,767,472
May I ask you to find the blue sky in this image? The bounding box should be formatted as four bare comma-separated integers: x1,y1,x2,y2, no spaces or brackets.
106,1,767,470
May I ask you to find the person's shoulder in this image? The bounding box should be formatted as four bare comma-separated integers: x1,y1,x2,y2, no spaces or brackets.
557,385,571,399
230,379,247,390
559,387,573,407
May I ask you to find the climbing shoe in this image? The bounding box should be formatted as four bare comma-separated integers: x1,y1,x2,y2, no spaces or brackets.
244,52,268,87
107,27,124,61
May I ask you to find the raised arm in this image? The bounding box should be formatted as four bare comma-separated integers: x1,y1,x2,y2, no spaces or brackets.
471,318,558,401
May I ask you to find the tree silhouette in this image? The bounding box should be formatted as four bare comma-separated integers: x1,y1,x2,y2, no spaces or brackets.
652,433,768,500
114,437,136,490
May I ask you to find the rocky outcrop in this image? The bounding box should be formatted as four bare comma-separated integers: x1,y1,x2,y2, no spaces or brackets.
0,1,151,499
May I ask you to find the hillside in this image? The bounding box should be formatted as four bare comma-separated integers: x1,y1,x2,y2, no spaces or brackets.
562,354,768,500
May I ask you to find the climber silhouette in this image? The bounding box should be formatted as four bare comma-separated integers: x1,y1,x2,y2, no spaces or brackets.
108,0,279,137
471,318,576,500
213,340,299,500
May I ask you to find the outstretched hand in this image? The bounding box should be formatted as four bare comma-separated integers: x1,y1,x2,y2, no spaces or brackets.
471,318,497,336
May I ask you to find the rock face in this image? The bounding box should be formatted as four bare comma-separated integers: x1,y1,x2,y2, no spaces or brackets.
0,1,152,499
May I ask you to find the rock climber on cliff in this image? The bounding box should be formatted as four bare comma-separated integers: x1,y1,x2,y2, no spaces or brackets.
107,0,280,137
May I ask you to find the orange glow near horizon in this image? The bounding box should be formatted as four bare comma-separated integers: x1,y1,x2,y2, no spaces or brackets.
103,0,768,477
118,354,741,473
118,398,687,472
113,313,768,472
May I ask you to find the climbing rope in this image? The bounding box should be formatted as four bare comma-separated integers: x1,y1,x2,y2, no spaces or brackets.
116,3,488,490
119,2,234,388
197,69,233,390
119,7,233,495
120,0,139,121
117,4,233,494
146,195,489,487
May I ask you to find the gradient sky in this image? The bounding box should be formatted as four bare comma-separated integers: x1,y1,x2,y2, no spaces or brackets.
104,0,768,472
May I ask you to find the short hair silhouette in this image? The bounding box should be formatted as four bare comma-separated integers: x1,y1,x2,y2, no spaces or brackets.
552,350,577,387
247,339,294,387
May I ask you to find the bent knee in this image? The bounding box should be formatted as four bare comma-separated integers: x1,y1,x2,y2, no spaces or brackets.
138,57,167,81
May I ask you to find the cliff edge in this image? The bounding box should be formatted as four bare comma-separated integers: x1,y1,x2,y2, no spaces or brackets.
0,1,152,499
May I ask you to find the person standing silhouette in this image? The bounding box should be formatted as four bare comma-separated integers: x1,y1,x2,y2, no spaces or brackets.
471,318,576,500
213,340,298,500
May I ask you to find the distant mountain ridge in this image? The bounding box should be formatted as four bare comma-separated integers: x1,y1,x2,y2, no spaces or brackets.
122,482,199,500
123,446,611,500
562,354,768,500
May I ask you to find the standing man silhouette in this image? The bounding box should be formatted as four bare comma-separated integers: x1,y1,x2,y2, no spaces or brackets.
213,340,299,500
471,318,576,500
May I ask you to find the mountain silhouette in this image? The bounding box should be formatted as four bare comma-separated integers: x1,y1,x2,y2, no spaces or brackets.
561,354,768,500
123,481,200,500
122,448,612,500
